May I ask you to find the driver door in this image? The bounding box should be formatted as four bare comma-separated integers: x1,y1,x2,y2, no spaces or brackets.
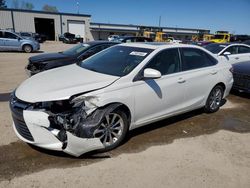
220,46,241,64
133,48,186,126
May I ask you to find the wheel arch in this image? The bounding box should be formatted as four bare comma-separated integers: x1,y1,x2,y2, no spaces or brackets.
102,102,132,126
214,82,226,93
22,43,33,51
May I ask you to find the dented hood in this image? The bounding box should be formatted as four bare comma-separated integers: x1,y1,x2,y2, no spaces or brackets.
16,64,119,103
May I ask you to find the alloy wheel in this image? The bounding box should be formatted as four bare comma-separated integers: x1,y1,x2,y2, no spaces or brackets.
93,113,125,147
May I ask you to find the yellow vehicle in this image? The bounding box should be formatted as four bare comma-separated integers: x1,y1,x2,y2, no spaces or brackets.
155,32,168,42
203,34,214,41
142,31,156,40
209,31,230,43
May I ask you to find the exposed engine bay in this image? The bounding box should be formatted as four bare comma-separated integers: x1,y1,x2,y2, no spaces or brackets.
11,93,122,156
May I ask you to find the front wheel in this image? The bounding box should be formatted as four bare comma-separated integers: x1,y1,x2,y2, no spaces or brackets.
93,110,129,152
204,85,224,113
23,45,32,53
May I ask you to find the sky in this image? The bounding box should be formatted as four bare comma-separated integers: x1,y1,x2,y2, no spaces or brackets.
5,0,250,34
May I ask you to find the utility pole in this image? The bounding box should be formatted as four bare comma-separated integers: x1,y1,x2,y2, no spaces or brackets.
76,1,79,14
158,16,161,28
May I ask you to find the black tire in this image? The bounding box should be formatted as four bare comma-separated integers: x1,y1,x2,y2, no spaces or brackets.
204,85,224,113
23,44,33,53
93,109,129,152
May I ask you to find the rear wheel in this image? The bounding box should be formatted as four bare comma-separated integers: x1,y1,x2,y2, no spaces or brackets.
204,85,224,113
93,110,129,151
23,45,32,53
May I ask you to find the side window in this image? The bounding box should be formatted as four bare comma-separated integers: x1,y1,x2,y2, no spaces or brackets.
224,46,238,54
0,31,3,38
4,32,18,39
100,44,113,50
125,38,136,43
181,48,217,71
145,48,180,75
136,38,145,42
86,46,103,55
238,46,250,54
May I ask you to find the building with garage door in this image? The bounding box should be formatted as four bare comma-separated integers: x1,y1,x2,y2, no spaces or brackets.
0,8,210,41
0,8,93,41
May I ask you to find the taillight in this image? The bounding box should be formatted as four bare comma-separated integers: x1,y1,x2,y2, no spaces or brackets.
229,67,234,73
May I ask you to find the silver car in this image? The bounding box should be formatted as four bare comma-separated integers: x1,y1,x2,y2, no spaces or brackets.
0,30,40,53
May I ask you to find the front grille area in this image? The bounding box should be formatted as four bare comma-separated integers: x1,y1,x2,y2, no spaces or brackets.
10,95,34,141
233,72,250,90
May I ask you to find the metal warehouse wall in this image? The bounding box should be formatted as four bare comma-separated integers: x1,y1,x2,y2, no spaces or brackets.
12,12,61,40
61,15,92,41
0,10,13,30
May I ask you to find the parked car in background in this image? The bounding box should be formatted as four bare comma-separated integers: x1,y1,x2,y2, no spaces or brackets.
59,32,78,44
232,61,250,93
26,41,119,76
118,36,153,43
230,35,250,43
167,37,182,44
0,30,40,53
243,40,250,45
18,32,47,43
108,35,119,41
11,43,233,157
205,43,250,64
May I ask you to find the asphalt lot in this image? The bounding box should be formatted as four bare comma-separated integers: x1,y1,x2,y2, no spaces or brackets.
0,42,250,188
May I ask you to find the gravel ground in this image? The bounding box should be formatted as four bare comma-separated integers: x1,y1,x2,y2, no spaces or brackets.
0,42,250,188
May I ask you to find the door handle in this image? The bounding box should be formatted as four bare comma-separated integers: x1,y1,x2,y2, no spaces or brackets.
210,70,218,75
235,57,239,60
178,78,186,83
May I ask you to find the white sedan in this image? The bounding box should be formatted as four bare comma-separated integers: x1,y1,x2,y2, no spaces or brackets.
205,43,250,64
10,43,233,157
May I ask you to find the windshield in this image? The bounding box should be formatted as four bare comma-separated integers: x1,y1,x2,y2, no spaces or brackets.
62,43,90,56
79,46,153,77
205,43,228,54
213,35,225,39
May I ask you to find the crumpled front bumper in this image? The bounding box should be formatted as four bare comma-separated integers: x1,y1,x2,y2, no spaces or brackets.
12,110,104,157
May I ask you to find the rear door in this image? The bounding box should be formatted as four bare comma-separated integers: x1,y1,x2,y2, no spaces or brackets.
179,48,219,110
4,32,21,50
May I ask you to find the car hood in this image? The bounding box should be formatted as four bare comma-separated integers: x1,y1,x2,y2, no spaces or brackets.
29,52,73,63
233,61,250,74
15,64,120,103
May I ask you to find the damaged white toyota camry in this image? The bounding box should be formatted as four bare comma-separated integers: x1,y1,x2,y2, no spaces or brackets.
10,43,233,157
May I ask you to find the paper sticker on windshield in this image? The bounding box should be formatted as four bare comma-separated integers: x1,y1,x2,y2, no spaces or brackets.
219,45,227,48
130,51,147,56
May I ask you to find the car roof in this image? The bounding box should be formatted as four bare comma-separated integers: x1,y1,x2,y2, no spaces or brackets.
118,42,204,50
86,40,120,46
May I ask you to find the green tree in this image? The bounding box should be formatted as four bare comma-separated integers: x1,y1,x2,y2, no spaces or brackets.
11,0,19,8
0,0,7,8
21,1,34,10
42,4,58,12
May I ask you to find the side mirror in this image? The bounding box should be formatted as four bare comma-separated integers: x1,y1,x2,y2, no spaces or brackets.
223,51,231,56
143,68,161,79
